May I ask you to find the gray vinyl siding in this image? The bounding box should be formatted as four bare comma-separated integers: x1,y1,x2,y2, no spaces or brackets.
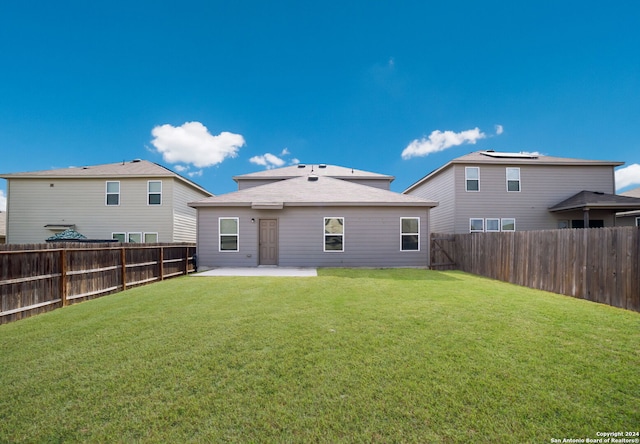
172,180,209,242
406,163,617,233
196,206,430,268
7,178,176,243
405,168,454,233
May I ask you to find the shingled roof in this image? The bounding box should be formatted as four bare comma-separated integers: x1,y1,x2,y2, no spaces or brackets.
190,175,437,208
1,160,212,196
233,164,394,183
548,190,640,212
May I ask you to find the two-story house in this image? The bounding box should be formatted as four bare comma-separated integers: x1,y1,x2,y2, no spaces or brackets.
189,164,437,269
1,160,212,244
403,151,640,233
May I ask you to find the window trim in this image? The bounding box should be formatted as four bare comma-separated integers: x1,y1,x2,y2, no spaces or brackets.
506,167,521,192
219,217,239,252
323,217,345,252
147,180,162,206
112,232,126,242
106,181,120,206
470,218,484,233
635,217,640,227
465,167,480,192
128,232,142,243
144,232,158,243
485,218,500,232
400,217,420,251
501,218,516,231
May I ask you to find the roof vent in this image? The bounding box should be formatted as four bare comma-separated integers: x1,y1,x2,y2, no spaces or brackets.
297,164,306,168
131,159,142,163
318,164,327,168
307,174,319,182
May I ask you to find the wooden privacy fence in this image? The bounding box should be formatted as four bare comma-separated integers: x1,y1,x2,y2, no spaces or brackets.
0,243,196,324
430,227,640,312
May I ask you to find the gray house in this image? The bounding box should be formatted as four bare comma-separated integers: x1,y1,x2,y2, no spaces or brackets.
404,151,640,233
189,164,437,268
616,186,640,227
1,160,212,244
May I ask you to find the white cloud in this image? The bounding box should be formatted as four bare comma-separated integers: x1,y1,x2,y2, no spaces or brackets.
290,158,300,165
150,121,245,168
250,153,286,169
280,148,290,156
0,189,6,211
495,124,504,135
402,127,487,159
173,164,188,172
615,164,640,191
188,170,203,178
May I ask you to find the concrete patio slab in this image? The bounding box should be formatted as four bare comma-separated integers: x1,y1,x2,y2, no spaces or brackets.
192,267,317,277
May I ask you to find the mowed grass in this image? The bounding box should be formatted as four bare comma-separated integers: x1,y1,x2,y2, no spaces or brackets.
1,269,638,443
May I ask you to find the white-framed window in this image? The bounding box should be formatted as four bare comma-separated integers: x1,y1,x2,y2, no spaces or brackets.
470,218,484,232
506,168,521,192
148,181,162,205
400,217,420,251
144,232,158,243
324,217,344,252
219,217,239,252
465,167,479,192
486,218,500,232
112,232,126,242
106,181,120,206
128,232,142,243
501,218,516,231
635,217,640,227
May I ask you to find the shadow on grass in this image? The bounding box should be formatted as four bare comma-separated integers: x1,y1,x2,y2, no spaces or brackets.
318,268,462,281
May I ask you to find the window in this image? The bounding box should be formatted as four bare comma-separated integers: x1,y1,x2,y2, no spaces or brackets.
506,168,521,192
636,217,640,227
324,217,344,252
470,218,484,232
486,218,500,232
401,217,420,251
144,233,158,243
219,217,239,251
148,181,162,205
128,232,142,243
112,233,126,242
465,167,479,191
501,218,516,231
106,181,120,206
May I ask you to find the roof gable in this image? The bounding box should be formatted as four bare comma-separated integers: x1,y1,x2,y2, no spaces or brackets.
0,160,213,196
549,190,640,212
233,164,394,182
191,175,436,208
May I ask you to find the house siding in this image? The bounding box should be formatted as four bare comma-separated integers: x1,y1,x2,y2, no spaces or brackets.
196,206,430,268
406,162,617,233
6,178,175,243
172,180,206,242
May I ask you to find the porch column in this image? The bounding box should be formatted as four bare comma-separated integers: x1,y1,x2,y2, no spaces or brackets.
583,207,590,228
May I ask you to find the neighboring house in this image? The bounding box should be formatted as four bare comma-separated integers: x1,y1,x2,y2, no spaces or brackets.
0,211,6,244
617,186,640,227
404,151,640,233
0,160,212,244
189,164,437,268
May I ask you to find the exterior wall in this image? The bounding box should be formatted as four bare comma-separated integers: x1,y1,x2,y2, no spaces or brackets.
616,214,640,227
6,178,175,243
236,178,391,191
405,168,455,233
196,206,430,268
407,163,617,233
172,180,208,242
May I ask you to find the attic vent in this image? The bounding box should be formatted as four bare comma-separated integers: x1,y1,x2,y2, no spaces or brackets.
308,174,319,182
297,164,306,168
131,159,142,163
318,164,327,168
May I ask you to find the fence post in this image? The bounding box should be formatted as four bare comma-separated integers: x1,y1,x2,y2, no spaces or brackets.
159,247,164,281
185,246,189,275
60,249,68,307
121,247,127,291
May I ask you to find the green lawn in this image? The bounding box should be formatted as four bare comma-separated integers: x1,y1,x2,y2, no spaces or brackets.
1,269,638,443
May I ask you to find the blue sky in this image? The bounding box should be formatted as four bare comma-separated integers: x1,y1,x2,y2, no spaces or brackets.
1,1,640,211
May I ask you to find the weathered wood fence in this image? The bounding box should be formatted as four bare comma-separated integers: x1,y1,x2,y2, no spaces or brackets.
430,227,640,312
0,243,196,324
